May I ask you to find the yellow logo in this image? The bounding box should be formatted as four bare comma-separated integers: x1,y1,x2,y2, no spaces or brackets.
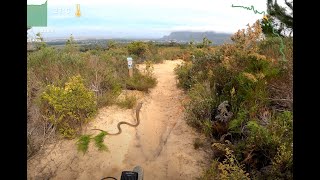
75,4,81,17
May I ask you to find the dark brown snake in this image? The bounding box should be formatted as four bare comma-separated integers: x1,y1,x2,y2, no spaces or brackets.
91,102,143,135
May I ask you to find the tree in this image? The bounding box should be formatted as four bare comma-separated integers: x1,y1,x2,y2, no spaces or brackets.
202,37,212,48
35,32,47,49
127,41,149,59
65,34,78,53
262,0,293,37
261,16,279,37
196,36,212,48
66,34,76,46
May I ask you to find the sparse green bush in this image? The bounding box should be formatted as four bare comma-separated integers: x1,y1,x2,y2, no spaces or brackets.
193,138,204,150
97,91,119,107
218,148,250,180
228,109,248,135
77,134,92,154
196,37,212,49
126,70,157,92
40,75,97,138
157,46,188,60
201,160,220,180
145,42,163,63
185,83,215,130
174,62,194,90
116,95,137,109
93,131,109,151
201,147,250,180
270,143,293,179
64,34,79,53
144,60,155,77
76,131,109,154
34,33,47,50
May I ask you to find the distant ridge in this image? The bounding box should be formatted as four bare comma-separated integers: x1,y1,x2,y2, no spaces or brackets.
160,31,232,45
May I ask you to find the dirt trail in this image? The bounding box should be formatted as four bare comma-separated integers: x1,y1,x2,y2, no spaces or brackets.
27,60,210,180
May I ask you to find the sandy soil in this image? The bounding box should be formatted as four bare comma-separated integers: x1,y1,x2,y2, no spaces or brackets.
27,60,210,180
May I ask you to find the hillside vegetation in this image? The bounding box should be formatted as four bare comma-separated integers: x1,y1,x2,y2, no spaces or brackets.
175,21,292,179
27,39,160,158
27,31,217,156
27,3,293,178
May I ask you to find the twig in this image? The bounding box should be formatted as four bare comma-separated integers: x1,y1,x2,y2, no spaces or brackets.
28,127,36,136
39,126,56,152
266,98,293,102
274,108,288,112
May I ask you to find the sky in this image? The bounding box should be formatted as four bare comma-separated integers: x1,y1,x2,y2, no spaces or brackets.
27,0,269,40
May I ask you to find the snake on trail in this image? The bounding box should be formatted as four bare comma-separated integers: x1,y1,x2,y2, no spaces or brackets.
91,102,143,135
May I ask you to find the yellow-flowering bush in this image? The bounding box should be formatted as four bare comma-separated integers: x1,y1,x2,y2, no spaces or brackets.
201,147,250,180
41,75,97,138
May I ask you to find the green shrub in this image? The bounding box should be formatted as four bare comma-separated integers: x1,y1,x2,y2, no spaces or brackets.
76,132,109,154
41,75,97,138
174,62,194,90
76,134,92,154
127,41,150,59
201,148,250,180
146,42,163,63
246,121,278,150
239,111,292,171
218,148,250,180
228,109,248,135
201,160,220,180
116,95,137,109
97,91,119,107
258,37,287,61
185,82,216,132
93,131,109,151
193,138,204,150
247,111,292,151
126,70,157,92
271,143,293,178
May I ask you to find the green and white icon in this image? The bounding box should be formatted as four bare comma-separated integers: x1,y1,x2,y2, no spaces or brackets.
27,0,48,27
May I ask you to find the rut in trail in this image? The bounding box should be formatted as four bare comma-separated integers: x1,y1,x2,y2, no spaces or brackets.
27,60,210,180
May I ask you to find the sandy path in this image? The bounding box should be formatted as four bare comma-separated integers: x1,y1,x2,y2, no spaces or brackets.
27,60,210,180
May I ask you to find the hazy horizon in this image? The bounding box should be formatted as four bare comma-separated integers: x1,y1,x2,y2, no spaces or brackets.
27,0,271,40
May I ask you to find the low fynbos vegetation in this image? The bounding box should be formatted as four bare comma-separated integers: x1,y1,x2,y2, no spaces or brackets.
116,95,137,109
127,41,150,60
193,137,204,150
125,60,157,92
77,134,92,154
40,75,97,138
202,146,250,180
125,70,157,92
76,131,109,154
175,20,293,179
27,37,158,158
93,131,109,152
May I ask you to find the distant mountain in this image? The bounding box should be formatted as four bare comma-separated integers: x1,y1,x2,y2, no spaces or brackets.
160,31,232,45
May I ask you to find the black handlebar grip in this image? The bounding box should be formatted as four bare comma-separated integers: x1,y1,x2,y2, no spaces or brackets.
120,171,138,180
